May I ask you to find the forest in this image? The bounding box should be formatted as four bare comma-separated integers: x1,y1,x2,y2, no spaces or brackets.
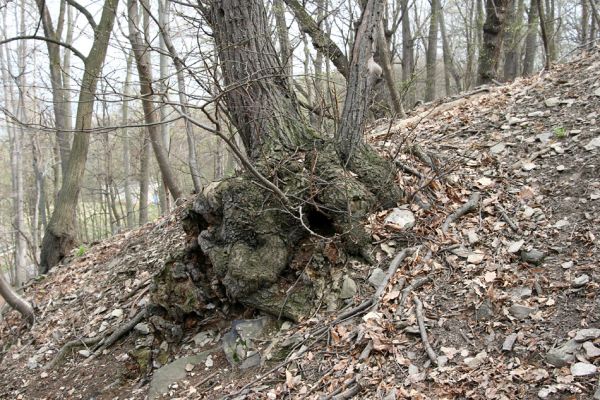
0,0,599,398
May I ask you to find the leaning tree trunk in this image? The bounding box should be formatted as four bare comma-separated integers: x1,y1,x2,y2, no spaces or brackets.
167,0,402,322
0,274,34,325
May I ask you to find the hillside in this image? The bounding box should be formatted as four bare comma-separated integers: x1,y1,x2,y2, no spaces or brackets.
1,47,599,400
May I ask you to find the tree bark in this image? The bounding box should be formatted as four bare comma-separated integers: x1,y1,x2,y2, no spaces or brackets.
122,52,135,229
401,0,415,106
40,0,120,273
425,0,440,101
503,0,525,81
478,0,512,85
138,132,150,225
0,274,34,325
522,0,539,75
127,0,183,201
336,0,385,162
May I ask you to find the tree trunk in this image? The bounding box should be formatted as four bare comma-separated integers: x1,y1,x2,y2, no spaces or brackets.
0,274,34,325
425,0,440,101
122,52,135,229
139,132,150,225
127,0,183,201
582,0,589,45
503,0,525,81
522,0,539,75
401,0,415,106
34,0,72,180
179,0,401,321
40,0,120,273
439,6,462,94
537,0,551,70
478,0,512,85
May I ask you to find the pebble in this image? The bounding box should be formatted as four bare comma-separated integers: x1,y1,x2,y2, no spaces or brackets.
544,97,560,107
572,274,590,288
570,362,597,376
507,240,524,254
384,208,416,230
368,268,386,288
521,249,545,265
509,304,537,319
78,350,91,358
339,276,357,299
502,333,518,351
490,143,506,155
574,328,600,342
556,165,565,171
134,323,150,335
546,340,580,367
583,341,600,358
561,261,573,269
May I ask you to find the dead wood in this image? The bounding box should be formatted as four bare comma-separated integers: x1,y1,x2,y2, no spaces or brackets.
414,295,438,365
441,191,481,233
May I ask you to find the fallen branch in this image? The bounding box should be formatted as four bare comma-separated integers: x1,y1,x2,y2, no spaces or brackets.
414,296,438,365
441,192,481,233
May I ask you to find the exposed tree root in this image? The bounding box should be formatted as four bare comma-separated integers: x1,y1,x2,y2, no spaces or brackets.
45,308,146,369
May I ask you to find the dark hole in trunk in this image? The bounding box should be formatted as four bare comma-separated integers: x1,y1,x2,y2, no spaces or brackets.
305,207,336,237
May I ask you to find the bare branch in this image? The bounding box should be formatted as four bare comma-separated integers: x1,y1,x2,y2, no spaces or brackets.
0,35,86,62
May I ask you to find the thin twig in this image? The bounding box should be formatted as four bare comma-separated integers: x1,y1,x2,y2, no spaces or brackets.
414,296,438,365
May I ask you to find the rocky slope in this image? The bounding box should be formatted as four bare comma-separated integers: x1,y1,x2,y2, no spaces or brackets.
1,47,600,399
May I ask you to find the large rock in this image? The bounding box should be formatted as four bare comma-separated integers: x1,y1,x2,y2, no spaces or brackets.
149,351,214,399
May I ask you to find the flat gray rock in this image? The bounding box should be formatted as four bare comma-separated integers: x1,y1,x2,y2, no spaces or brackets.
574,328,600,342
384,208,415,230
521,249,545,265
570,362,597,376
572,274,590,288
149,351,212,399
490,143,506,155
583,341,600,358
546,340,581,367
509,304,537,319
340,276,357,299
368,268,386,288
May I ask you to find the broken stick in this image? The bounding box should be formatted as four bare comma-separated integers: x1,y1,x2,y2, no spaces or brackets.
414,295,438,365
441,191,481,233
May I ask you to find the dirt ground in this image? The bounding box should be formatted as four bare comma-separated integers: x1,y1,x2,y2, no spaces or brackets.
1,48,599,400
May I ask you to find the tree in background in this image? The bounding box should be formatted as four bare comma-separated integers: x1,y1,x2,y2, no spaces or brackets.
478,0,513,84
40,0,120,273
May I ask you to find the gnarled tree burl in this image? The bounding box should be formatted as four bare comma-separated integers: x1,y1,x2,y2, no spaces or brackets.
154,0,402,322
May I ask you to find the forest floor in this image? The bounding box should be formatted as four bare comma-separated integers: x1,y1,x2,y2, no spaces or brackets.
1,48,599,400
